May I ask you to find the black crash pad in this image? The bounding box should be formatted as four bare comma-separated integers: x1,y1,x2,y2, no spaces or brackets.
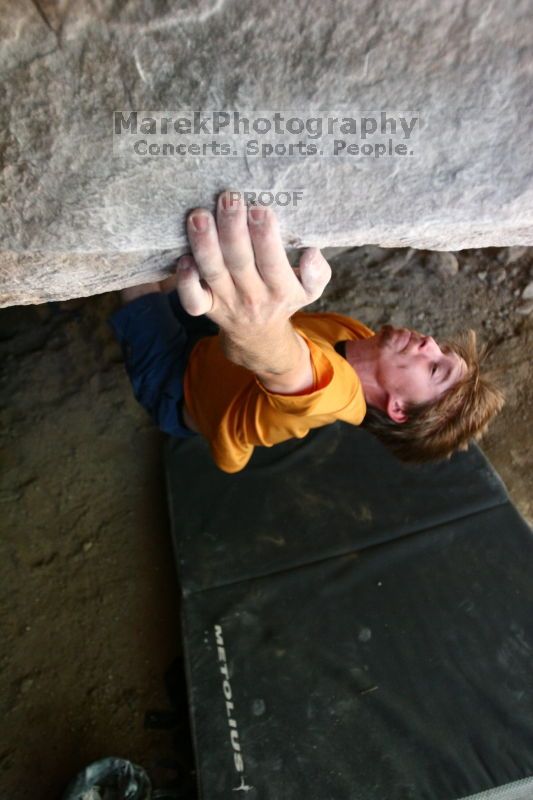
165,423,533,800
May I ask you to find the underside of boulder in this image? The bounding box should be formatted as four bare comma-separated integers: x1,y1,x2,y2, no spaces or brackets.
1,0,532,306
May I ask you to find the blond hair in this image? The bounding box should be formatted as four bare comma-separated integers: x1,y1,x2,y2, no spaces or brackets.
362,330,505,462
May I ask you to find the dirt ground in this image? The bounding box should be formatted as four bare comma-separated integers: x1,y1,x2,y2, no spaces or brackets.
0,245,531,799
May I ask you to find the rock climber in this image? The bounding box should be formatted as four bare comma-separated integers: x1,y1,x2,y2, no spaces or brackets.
109,190,504,473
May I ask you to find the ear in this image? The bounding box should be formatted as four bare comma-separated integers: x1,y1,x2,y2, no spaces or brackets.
386,396,408,424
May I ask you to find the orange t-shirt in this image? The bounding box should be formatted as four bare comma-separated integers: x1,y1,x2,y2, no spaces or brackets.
183,311,374,473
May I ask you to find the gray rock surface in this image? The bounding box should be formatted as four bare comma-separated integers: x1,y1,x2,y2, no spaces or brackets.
425,251,459,279
1,0,532,305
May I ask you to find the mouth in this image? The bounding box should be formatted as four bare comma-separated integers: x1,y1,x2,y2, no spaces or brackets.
384,327,411,352
379,326,415,353
398,329,411,352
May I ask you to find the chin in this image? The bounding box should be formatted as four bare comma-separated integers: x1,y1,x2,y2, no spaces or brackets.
378,324,399,347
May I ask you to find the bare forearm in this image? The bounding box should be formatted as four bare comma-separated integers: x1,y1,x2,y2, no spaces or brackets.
220,320,314,393
120,281,161,304
220,319,297,373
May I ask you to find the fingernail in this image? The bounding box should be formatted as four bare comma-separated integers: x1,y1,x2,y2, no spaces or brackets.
249,207,265,224
190,213,208,232
221,191,241,213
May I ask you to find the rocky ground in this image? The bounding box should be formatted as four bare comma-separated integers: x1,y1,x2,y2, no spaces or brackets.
0,245,531,799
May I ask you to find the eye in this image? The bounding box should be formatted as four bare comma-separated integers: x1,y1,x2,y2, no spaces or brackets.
431,363,438,377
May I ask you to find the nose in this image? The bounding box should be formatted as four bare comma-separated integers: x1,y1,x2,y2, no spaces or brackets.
418,336,440,354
